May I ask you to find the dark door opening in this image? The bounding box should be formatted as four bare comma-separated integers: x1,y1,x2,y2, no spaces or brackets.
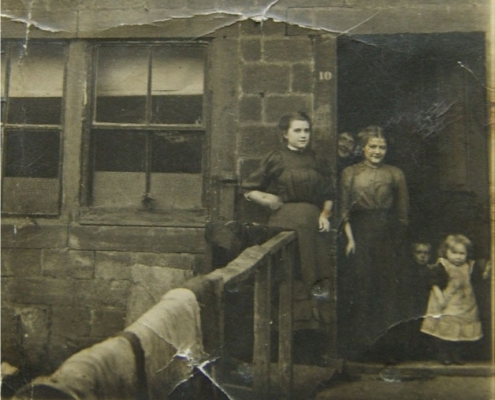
337,32,490,361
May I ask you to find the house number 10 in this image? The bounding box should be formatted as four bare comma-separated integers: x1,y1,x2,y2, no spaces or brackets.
319,71,332,80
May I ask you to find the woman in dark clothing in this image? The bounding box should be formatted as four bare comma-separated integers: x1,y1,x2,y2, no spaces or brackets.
340,126,409,357
241,112,334,362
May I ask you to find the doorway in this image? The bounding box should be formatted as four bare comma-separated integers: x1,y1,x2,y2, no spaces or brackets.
336,32,490,361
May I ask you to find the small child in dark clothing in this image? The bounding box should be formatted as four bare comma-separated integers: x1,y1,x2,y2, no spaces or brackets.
402,241,448,360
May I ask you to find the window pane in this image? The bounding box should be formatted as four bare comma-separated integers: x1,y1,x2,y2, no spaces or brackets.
151,131,203,173
93,130,146,172
8,43,65,124
151,46,204,124
95,46,148,123
4,129,60,178
8,97,63,125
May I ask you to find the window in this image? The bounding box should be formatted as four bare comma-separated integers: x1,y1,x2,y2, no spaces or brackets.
1,42,66,215
88,43,207,212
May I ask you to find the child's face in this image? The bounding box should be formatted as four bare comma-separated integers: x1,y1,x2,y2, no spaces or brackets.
413,244,431,266
446,243,467,266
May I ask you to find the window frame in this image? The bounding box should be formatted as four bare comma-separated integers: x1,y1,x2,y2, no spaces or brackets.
1,40,68,217
79,40,211,227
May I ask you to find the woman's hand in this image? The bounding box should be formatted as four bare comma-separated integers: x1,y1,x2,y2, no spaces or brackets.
482,261,492,280
245,190,283,210
345,239,356,256
318,214,330,232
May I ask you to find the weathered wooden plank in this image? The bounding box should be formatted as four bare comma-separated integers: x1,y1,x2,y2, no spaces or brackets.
253,258,272,398
260,231,297,255
278,245,294,400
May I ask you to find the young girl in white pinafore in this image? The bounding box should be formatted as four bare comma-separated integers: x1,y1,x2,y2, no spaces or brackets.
421,234,484,365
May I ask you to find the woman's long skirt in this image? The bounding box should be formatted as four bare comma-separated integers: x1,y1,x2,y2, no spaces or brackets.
269,202,332,330
343,210,405,356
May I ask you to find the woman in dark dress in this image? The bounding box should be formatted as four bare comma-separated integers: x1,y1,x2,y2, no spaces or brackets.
241,112,334,363
340,126,409,357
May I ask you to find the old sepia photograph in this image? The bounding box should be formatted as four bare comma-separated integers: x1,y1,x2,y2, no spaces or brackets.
1,0,494,399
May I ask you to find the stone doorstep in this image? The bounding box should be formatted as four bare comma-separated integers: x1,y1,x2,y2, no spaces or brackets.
345,361,495,377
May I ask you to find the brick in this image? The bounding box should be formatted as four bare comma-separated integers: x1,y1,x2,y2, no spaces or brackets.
51,306,91,338
73,279,131,309
238,126,281,157
265,95,312,123
1,249,41,277
242,64,290,94
4,278,74,305
90,308,126,337
292,63,313,93
239,96,262,122
264,38,312,62
2,223,68,249
241,39,261,61
69,226,206,253
41,249,95,279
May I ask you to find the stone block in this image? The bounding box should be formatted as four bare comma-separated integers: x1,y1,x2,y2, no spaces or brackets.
41,249,95,279
1,306,21,366
2,223,68,249
241,39,261,61
265,95,311,123
134,253,195,270
18,307,50,368
242,64,290,94
146,0,185,10
264,38,312,63
238,126,281,157
1,249,41,277
187,0,217,9
292,63,313,93
95,251,195,280
238,157,262,182
90,308,126,337
125,264,193,324
51,306,91,338
74,279,131,309
4,278,74,305
286,7,315,30
69,226,206,253
239,96,262,122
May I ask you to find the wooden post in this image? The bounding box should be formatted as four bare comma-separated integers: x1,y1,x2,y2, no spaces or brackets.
278,245,294,400
253,257,272,398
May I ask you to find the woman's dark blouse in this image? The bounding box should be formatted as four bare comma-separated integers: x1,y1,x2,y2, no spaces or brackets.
242,147,334,207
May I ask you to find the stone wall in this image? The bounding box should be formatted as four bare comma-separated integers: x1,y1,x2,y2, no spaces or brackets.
1,225,204,375
1,0,490,379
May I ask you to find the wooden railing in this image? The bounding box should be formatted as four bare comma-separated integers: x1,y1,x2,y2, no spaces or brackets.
184,230,297,400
